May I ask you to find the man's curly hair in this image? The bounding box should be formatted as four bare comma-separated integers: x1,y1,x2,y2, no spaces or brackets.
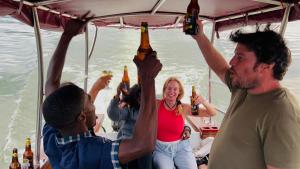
229,24,291,80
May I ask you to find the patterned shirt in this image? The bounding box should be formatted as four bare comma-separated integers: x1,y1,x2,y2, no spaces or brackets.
43,124,121,169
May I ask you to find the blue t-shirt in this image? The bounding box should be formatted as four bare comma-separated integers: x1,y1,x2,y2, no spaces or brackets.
43,124,121,169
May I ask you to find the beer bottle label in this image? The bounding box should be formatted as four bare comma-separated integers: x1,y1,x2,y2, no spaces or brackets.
22,159,29,169
191,104,199,115
185,13,198,35
23,157,33,169
28,157,33,169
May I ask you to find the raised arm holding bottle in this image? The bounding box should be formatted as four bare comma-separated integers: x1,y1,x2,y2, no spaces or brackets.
135,22,156,85
42,16,162,169
187,11,300,169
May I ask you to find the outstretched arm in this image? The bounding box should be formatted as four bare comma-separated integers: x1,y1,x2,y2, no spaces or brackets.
191,20,230,83
45,13,91,97
88,75,111,103
188,94,217,117
106,82,130,121
107,99,130,122
198,100,217,117
118,52,162,163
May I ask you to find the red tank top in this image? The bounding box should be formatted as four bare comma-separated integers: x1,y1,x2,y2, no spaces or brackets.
157,100,184,142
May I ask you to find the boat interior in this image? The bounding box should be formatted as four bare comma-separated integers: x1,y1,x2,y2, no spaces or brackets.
1,0,300,168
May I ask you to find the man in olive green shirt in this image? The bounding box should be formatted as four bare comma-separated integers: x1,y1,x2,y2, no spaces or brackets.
191,21,300,169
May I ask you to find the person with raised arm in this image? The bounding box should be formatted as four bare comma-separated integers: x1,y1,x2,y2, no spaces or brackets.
42,13,162,169
189,19,300,169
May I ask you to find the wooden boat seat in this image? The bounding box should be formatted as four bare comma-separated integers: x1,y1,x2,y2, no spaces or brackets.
186,115,219,139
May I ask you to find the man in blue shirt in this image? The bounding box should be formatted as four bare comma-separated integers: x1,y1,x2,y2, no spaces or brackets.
42,13,162,169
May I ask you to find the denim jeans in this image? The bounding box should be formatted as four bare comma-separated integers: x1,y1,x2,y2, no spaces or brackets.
153,139,198,169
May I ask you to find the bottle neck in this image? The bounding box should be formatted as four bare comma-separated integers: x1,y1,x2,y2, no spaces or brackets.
187,0,199,14
192,91,196,97
140,26,151,49
189,0,199,6
192,87,196,97
122,70,129,83
11,153,19,163
25,144,31,151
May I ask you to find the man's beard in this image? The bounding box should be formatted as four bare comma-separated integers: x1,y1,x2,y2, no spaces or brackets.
230,72,258,89
232,77,258,89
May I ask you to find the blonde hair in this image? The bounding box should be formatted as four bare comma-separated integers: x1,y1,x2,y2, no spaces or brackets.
162,77,185,116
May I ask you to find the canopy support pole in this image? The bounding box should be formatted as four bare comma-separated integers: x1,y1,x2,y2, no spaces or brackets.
88,25,98,60
32,6,44,168
208,21,216,123
279,4,292,36
151,0,167,15
208,21,216,104
84,24,89,92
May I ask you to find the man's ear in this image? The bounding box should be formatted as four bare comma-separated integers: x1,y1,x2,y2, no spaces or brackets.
258,63,274,73
77,112,86,123
263,63,274,70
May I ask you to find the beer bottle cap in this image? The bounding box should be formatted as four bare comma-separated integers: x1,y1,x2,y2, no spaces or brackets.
26,138,31,145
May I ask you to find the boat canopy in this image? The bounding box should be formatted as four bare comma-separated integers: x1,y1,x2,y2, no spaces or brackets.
1,1,300,168
0,0,299,32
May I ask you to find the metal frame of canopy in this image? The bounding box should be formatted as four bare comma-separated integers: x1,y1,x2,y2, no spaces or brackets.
0,0,299,168
1,0,299,30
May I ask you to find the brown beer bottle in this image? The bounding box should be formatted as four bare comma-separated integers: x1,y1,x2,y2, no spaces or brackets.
23,138,33,169
136,22,153,61
9,148,21,169
121,65,130,95
184,0,200,35
136,22,153,84
191,86,199,115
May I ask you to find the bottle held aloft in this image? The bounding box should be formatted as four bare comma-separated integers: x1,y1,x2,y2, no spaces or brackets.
23,138,33,169
135,22,156,84
9,148,21,169
136,22,153,61
184,0,200,35
191,85,199,115
121,65,130,95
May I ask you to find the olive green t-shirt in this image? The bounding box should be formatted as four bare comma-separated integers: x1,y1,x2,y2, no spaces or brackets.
208,71,300,169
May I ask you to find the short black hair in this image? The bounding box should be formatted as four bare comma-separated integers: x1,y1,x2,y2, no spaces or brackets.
42,83,85,129
122,84,141,109
229,25,291,80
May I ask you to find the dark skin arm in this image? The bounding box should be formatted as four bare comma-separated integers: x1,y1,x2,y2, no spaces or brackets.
45,13,91,97
118,52,162,163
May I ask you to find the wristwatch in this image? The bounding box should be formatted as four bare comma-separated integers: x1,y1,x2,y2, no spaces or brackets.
184,125,191,134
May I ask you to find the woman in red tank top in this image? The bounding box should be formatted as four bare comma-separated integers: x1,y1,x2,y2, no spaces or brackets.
153,77,216,169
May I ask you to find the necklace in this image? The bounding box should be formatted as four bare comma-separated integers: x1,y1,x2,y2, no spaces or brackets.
164,100,177,110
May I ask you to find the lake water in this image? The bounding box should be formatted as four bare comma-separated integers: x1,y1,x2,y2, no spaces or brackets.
0,16,299,168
